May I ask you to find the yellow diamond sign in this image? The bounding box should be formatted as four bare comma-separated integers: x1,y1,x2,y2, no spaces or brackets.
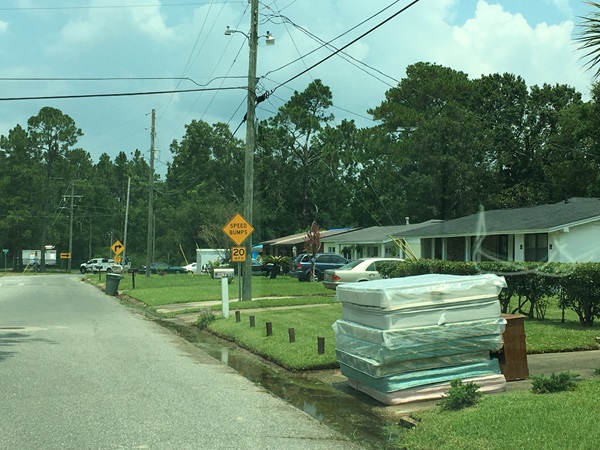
222,213,254,246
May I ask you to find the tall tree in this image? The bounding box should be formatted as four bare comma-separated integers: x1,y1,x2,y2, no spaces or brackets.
27,107,82,270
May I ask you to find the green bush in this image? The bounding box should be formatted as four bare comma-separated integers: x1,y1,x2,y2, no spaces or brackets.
530,371,579,394
438,379,482,411
196,308,216,329
594,368,600,376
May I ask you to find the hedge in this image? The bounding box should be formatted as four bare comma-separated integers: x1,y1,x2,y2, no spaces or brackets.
379,260,600,327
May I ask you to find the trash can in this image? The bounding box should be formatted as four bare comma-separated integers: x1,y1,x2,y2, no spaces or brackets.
105,273,124,296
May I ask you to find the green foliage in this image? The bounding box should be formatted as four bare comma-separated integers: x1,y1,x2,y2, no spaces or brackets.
530,371,579,394
400,378,600,450
594,368,600,376
196,307,216,329
438,379,482,411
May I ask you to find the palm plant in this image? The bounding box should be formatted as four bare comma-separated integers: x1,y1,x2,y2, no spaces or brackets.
577,2,600,78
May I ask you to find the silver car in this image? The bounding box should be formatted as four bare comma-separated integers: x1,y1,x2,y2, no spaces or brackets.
322,257,405,290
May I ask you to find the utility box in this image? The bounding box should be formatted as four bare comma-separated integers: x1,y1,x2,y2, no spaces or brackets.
497,314,529,381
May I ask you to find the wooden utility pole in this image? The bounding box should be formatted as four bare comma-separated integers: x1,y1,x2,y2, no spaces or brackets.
242,0,259,301
146,109,155,278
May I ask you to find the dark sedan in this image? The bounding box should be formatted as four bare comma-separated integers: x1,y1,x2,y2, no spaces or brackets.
138,262,187,274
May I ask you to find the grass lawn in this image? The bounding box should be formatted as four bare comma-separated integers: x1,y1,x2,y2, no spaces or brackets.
112,272,333,307
399,377,600,450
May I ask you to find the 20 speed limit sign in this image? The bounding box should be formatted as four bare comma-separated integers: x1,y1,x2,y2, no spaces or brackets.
231,246,247,262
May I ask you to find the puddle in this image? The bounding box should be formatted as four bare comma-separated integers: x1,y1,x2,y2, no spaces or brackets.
159,319,401,449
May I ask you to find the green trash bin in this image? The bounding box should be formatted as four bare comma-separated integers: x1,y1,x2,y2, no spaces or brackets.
105,273,124,296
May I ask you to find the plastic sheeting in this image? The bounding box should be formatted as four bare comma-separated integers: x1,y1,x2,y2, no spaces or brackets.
340,359,501,392
336,349,494,378
336,273,506,310
335,332,504,364
341,296,502,329
333,317,506,348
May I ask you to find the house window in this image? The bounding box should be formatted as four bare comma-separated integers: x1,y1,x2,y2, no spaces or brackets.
327,246,335,253
525,233,548,262
473,235,509,261
447,237,465,261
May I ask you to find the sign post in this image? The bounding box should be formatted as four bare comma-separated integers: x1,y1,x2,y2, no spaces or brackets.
222,213,254,303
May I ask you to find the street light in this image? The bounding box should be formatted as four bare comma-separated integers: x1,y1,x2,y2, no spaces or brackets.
224,1,273,301
224,26,275,46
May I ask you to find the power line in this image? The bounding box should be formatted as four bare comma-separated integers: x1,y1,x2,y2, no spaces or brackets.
269,0,422,95
0,86,246,102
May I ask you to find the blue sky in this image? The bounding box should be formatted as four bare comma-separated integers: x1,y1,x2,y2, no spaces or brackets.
0,1,598,177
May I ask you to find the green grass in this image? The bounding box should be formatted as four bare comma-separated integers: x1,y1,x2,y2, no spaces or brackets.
399,377,600,450
208,304,342,370
88,272,334,307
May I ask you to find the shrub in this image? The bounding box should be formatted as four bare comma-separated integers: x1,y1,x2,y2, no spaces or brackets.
594,368,600,376
530,371,579,394
197,308,216,329
438,379,482,411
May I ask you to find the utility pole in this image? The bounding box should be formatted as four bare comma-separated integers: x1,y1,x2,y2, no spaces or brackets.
64,182,82,273
146,109,156,278
242,0,259,301
123,176,131,265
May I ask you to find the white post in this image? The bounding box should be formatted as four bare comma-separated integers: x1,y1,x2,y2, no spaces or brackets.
221,277,229,318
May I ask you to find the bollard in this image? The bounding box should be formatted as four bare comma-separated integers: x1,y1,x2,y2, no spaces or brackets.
317,336,325,354
249,316,255,328
235,310,241,323
266,322,273,337
131,270,136,289
288,328,295,343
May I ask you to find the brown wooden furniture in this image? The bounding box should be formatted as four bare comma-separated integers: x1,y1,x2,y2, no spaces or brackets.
496,313,529,381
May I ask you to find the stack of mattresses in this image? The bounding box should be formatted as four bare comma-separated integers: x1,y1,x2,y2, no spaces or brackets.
333,274,507,405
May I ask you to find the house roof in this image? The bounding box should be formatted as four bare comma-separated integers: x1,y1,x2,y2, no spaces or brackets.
321,221,441,244
259,228,357,246
398,198,600,238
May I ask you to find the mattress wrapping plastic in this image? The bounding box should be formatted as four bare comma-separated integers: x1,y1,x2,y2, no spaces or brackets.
347,374,507,405
335,333,504,364
333,318,506,348
336,348,493,378
341,297,502,329
336,273,506,310
340,358,501,392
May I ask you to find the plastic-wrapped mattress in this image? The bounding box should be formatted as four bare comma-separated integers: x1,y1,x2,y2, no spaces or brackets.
347,374,507,405
333,317,506,347
340,358,501,392
336,273,506,310
341,296,502,329
336,349,493,377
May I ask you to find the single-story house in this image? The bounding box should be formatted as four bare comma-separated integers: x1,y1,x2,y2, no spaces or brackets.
396,198,600,263
320,221,441,260
260,228,357,258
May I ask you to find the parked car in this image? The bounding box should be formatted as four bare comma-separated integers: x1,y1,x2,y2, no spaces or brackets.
138,262,187,274
80,258,121,274
322,257,405,290
183,262,197,274
289,253,349,282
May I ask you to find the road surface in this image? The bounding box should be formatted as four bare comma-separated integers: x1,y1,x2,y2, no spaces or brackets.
0,274,364,450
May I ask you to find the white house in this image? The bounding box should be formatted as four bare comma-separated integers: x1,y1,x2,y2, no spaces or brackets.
396,198,600,263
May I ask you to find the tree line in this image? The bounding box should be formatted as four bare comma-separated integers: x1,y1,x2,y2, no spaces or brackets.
2,62,600,269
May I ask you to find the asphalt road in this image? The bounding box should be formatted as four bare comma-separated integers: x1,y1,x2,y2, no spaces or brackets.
0,274,365,450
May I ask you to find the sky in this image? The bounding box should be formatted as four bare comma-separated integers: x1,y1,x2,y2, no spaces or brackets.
0,0,598,177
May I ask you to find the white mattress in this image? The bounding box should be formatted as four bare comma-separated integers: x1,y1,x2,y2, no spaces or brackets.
336,273,506,310
347,374,507,405
333,318,506,347
341,296,502,329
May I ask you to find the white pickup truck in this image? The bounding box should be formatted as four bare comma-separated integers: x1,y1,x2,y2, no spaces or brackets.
80,258,122,274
